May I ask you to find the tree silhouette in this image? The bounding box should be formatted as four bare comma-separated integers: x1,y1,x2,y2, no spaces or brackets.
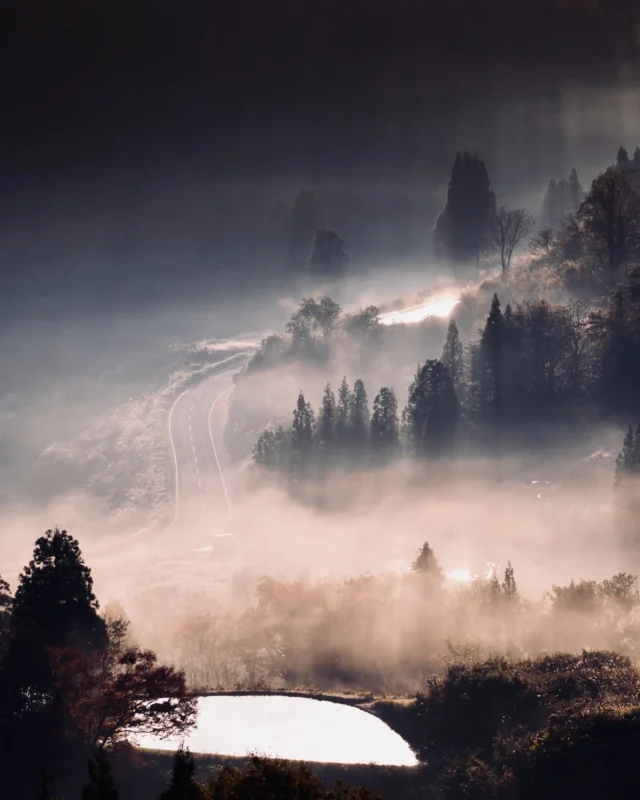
11,528,106,651
441,319,464,397
370,387,400,464
335,377,352,450
578,168,640,281
568,167,584,209
316,384,337,456
487,207,534,276
480,294,505,423
52,617,197,752
411,542,444,583
433,151,496,271
308,230,349,282
403,360,458,456
348,379,370,458
502,562,518,604
82,751,119,800
290,392,316,469
158,747,207,800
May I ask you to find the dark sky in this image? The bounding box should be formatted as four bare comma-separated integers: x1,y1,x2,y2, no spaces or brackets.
0,0,638,309
2,0,638,180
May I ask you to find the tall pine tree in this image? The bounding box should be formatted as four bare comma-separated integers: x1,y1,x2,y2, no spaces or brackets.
403,360,458,457
433,151,496,272
349,379,370,460
370,387,400,464
316,383,337,457
290,392,315,470
441,319,464,397
480,293,505,424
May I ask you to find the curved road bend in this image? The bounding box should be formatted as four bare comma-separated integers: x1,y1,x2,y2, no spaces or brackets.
166,360,248,537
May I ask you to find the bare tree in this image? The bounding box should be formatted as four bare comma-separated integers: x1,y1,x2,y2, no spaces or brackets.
528,228,554,258
488,207,535,276
577,168,640,282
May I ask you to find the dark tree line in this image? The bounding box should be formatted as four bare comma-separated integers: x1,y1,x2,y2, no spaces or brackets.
254,269,640,478
254,378,401,473
0,529,196,797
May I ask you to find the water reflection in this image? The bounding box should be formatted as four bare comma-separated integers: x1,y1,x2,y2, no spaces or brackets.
133,695,417,766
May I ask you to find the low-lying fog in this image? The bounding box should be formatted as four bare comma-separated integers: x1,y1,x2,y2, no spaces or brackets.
0,258,628,693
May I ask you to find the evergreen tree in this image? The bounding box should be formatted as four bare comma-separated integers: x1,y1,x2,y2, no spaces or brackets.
615,426,638,489
349,379,370,459
290,392,315,468
11,528,107,651
411,542,444,584
568,167,584,210
36,770,55,800
617,145,631,172
502,562,518,604
253,427,290,472
82,751,119,800
335,376,352,448
433,151,496,271
370,387,400,463
502,303,526,422
480,294,505,423
157,747,206,800
308,230,349,282
577,167,640,281
441,319,464,397
316,383,337,455
403,360,458,457
0,574,11,634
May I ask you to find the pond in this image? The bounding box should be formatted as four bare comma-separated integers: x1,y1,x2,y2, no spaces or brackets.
133,695,418,766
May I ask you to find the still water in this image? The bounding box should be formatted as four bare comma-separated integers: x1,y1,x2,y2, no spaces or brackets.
134,695,417,766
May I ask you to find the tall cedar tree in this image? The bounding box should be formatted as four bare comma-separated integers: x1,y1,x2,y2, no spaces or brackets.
433,151,496,270
158,747,207,800
316,384,337,455
336,377,351,450
577,167,640,281
82,751,119,800
441,319,464,397
403,360,458,457
308,230,349,281
11,528,106,651
480,294,505,423
349,379,370,458
290,392,315,468
370,387,400,463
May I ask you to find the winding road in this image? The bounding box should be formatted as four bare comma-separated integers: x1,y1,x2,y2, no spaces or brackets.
166,356,249,537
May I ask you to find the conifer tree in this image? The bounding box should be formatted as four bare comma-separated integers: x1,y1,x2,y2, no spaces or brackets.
36,770,55,800
370,387,400,463
82,751,119,800
568,167,584,209
316,383,337,455
335,376,352,457
480,294,505,423
403,360,458,456
441,319,464,396
290,392,315,468
253,427,290,472
157,747,206,800
11,528,107,651
615,426,638,489
502,562,518,604
349,379,370,457
433,151,496,271
411,542,444,585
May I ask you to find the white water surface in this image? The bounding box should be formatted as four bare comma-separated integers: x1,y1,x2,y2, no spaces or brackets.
133,695,418,766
